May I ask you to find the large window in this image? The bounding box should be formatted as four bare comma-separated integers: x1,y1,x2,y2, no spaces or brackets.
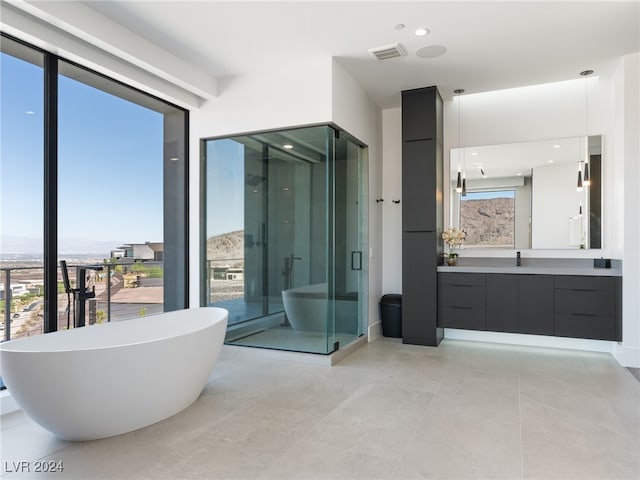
0,34,188,342
0,37,44,341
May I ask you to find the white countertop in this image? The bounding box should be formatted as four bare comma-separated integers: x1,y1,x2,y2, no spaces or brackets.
437,265,622,276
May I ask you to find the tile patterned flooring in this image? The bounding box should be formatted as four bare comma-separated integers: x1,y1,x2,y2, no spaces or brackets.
1,338,639,479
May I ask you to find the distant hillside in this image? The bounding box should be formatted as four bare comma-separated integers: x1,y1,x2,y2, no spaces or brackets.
460,198,514,247
207,230,244,266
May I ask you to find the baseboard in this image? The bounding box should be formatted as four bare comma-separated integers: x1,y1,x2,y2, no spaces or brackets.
368,321,381,341
612,343,640,368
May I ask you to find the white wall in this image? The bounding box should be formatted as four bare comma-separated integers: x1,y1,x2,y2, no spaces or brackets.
381,108,402,295
189,58,384,335
613,53,640,368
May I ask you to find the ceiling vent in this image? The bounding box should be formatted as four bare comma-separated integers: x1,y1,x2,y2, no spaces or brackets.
368,43,407,61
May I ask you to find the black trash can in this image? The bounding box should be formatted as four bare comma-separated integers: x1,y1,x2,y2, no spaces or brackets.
380,294,402,338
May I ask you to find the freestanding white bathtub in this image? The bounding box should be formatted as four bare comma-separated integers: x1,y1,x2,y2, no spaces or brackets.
0,307,228,441
282,283,357,333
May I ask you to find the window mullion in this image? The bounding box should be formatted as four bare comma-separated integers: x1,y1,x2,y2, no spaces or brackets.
43,53,58,333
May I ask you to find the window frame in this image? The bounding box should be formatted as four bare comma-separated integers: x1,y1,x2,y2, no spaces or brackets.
1,32,190,333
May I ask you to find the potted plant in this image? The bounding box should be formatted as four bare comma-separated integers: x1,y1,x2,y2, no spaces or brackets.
442,227,466,266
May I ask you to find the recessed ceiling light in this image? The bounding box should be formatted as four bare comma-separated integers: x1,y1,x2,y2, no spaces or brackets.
471,152,478,156
548,160,555,163
414,27,429,36
517,173,523,176
553,145,561,149
169,157,179,161
416,45,447,59
394,23,405,30
283,144,294,149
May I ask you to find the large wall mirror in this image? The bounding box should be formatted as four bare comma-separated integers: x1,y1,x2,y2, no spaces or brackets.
450,135,602,250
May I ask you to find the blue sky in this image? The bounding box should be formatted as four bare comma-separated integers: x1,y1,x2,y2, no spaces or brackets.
1,52,163,251
206,139,244,237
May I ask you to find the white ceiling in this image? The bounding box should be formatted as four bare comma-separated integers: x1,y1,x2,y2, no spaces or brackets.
77,1,639,108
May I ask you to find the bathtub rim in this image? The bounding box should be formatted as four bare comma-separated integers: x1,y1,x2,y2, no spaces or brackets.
0,306,228,354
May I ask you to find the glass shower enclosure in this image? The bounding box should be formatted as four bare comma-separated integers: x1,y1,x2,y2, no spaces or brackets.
202,125,368,354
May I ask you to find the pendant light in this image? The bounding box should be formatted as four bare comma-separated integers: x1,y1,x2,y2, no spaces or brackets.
577,161,583,192
581,70,593,187
454,89,465,194
462,170,467,197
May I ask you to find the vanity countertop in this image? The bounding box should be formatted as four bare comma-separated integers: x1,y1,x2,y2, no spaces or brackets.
437,258,622,276
437,265,622,276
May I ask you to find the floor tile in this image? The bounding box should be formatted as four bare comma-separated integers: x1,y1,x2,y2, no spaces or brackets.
2,338,639,480
257,440,397,480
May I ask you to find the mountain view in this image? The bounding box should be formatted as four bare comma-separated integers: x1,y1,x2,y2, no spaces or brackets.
206,230,244,266
460,198,515,247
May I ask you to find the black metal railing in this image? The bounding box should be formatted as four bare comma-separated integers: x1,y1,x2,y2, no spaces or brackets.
0,260,165,342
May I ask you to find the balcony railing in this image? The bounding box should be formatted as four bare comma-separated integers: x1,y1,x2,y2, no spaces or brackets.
1,260,164,343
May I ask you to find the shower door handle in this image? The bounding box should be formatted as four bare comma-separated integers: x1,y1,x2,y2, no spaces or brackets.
351,251,362,271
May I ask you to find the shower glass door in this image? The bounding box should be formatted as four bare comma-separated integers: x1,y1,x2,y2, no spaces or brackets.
203,125,366,354
328,129,367,351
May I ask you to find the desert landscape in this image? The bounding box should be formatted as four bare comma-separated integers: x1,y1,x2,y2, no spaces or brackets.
460,197,515,248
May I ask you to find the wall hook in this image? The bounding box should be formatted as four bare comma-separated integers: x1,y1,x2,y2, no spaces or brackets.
376,198,384,203
392,199,401,204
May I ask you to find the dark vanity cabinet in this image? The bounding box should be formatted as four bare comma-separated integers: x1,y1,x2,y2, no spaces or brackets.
518,275,554,335
554,276,621,341
403,232,438,344
486,274,518,332
401,86,443,346
437,272,622,342
403,140,438,231
438,273,486,330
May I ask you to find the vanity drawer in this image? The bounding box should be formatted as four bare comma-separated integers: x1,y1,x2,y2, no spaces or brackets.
438,284,486,309
554,313,615,341
554,288,614,316
438,305,486,330
439,273,486,287
554,275,614,292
